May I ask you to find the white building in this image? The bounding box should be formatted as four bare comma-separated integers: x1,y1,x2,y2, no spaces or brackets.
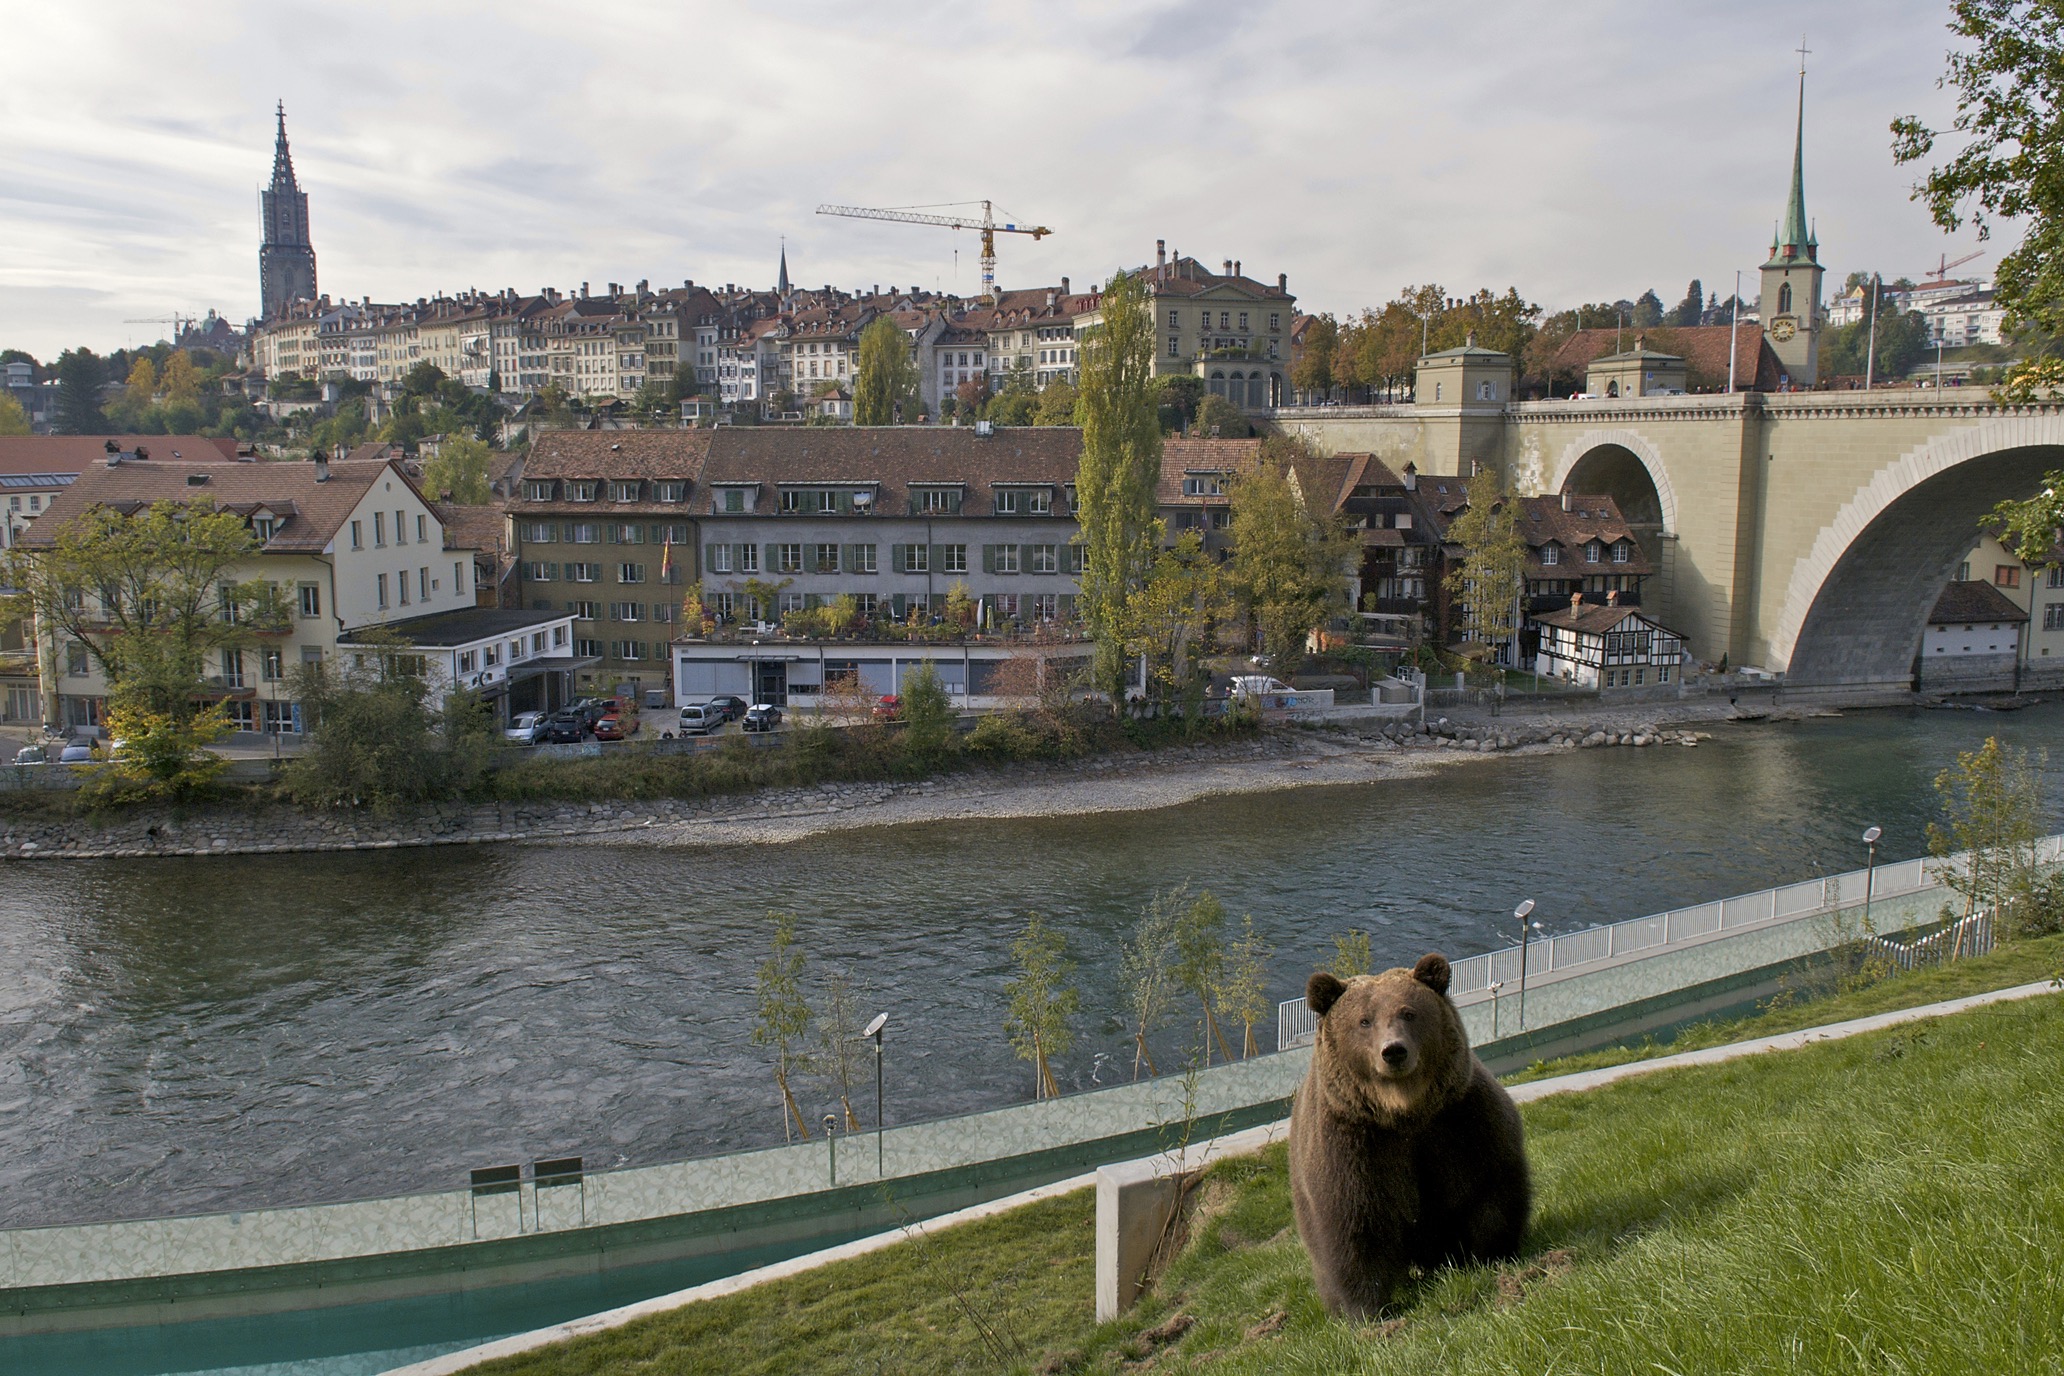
1530,596,1686,691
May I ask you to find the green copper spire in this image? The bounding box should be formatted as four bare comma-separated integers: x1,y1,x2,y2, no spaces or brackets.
1768,51,1816,265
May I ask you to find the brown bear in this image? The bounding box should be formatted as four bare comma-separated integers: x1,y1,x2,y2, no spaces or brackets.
1288,952,1530,1317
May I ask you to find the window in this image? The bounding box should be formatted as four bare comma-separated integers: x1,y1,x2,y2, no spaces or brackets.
852,593,877,616
943,544,969,574
568,482,598,502
66,643,89,676
458,650,477,673
611,601,644,622
655,481,685,503
394,510,407,545
1270,313,1281,331
618,563,647,584
916,488,957,514
1612,542,1630,564
552,626,568,648
570,523,600,543
298,583,321,617
1032,593,1058,620
708,545,732,574
724,489,746,513
996,490,1020,515
777,543,804,573
373,511,386,546
814,543,840,573
576,638,602,658
612,523,643,544
377,572,389,608
993,544,1020,574
2046,604,2064,631
454,561,466,594
904,544,929,574
416,514,427,544
1031,544,1058,574
523,520,555,544
1539,544,1560,566
652,603,675,624
1028,489,1052,515
483,643,500,667
1067,544,1087,575
851,544,878,574
1238,312,1248,330
568,562,599,582
1585,541,1603,564
1182,475,1227,497
737,544,759,573
224,701,255,730
524,480,555,501
569,600,599,620
1169,336,1180,357
1777,282,1793,314
397,568,411,605
252,515,277,541
351,519,363,550
221,649,245,688
1996,565,2022,588
1168,310,1179,327
781,488,804,513
611,481,641,502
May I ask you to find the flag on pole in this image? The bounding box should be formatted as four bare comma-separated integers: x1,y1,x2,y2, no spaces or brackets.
661,536,673,582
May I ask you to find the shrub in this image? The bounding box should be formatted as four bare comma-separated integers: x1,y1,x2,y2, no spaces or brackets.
898,662,958,770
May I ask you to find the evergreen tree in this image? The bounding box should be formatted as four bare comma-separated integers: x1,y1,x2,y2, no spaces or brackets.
1674,279,1705,326
1631,290,1666,328
1075,269,1162,711
852,316,920,425
54,348,106,434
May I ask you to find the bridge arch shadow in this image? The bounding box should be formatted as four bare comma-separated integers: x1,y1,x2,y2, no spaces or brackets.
1551,430,1676,535
1779,425,2064,689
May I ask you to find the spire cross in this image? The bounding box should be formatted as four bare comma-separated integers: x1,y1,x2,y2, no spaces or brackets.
1796,36,1809,75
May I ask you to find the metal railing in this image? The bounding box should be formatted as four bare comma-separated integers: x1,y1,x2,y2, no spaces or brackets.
1277,834,2063,1050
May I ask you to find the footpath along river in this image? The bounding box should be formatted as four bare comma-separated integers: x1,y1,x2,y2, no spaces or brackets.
3,704,2062,1231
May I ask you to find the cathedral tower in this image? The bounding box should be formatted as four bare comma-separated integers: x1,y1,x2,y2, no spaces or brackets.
1759,49,1822,386
259,101,319,321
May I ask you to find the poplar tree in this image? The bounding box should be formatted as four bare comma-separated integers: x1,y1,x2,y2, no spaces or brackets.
1216,914,1273,1059
1227,442,1356,677
1004,915,1078,1099
1928,736,2044,939
1173,890,1235,1065
1119,887,1184,1078
750,912,815,1140
853,316,920,425
1444,467,1527,662
1075,270,1163,711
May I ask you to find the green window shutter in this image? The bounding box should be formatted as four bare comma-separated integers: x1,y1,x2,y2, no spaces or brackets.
1020,544,1034,575
890,542,905,572
890,593,906,619
606,526,620,545
765,543,780,571
931,544,947,573
546,563,559,581
705,543,719,570
982,544,997,574
1057,593,1076,614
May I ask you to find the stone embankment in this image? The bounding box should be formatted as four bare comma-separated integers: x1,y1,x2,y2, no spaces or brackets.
1340,715,1712,754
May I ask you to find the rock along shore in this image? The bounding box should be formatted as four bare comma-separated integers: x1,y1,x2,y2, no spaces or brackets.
0,700,1800,862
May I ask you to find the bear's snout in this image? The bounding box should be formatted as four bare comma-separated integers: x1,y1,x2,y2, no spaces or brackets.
1381,1040,1411,1070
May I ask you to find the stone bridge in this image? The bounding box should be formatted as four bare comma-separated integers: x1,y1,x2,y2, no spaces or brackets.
1271,390,2064,696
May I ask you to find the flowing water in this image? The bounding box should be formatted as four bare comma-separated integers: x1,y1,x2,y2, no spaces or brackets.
4,705,2063,1231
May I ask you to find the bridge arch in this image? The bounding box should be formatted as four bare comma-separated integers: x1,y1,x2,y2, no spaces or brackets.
1775,414,2064,686
1549,428,1679,534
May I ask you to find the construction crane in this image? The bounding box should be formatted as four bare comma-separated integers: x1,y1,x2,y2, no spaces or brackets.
815,201,1051,302
1919,250,1982,284
124,313,199,340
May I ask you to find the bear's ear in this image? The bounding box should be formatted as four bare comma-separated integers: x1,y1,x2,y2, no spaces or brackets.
1307,971,1348,1017
1412,953,1452,996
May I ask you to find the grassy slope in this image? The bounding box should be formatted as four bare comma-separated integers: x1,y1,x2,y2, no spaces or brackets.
470,962,2064,1376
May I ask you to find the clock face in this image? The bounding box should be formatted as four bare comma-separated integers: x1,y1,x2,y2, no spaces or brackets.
1770,316,1798,342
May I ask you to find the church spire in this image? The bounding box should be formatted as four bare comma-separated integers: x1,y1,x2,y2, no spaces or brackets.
259,100,317,320
271,100,300,193
1768,40,1815,265
777,238,790,296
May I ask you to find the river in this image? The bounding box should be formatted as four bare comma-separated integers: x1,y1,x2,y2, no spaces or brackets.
3,704,2061,1231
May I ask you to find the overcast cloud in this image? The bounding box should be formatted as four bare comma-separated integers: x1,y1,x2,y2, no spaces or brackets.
0,0,2000,359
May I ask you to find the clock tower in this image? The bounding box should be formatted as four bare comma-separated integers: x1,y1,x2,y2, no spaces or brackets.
1760,46,1822,386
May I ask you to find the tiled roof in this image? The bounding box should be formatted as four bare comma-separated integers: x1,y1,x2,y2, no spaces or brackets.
1550,326,1784,391
522,430,714,484
0,436,238,471
1928,580,2029,625
1532,601,1653,634
24,458,405,553
1517,494,1652,575
698,426,1082,517
1156,437,1264,504
437,503,508,555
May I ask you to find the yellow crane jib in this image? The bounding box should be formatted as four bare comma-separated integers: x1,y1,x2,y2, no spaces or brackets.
815,200,1052,302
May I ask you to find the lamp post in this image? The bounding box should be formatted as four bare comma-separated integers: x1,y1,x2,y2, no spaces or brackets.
1862,826,1882,932
1514,899,1541,1028
861,1012,888,1176
1864,274,1882,389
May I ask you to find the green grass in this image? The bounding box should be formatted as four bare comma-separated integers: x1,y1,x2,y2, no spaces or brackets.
469,976,2064,1376
1504,929,2064,1084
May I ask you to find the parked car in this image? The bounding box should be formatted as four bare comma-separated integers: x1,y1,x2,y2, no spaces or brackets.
678,703,725,736
705,694,750,722
569,697,610,727
13,744,46,765
58,742,96,764
872,694,902,721
542,711,587,744
504,711,548,744
592,713,639,741
742,703,783,733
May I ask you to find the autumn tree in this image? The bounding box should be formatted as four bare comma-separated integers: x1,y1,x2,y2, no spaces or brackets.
1329,929,1372,978
1290,313,1338,401
1217,914,1273,1058
1226,440,1356,677
422,435,494,504
1928,736,2046,939
159,350,201,403
1032,380,1078,425
853,316,921,425
1075,269,1163,711
1443,466,1526,662
1173,889,1235,1065
0,393,33,436
1004,915,1079,1099
1194,393,1251,438
751,912,816,1140
1124,528,1231,716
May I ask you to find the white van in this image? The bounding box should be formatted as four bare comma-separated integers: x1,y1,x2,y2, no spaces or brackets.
678,703,723,735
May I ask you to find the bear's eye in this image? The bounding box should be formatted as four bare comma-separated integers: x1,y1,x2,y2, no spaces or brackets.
1399,1009,1416,1022
1358,1016,1371,1028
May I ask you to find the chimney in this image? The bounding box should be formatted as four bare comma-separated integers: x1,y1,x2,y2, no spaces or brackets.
1223,259,1233,276
1279,272,1287,292
1060,276,1070,295
313,448,330,482
1046,290,1056,308
580,282,590,299
104,439,121,467
1402,461,1417,491
1570,591,1583,613
1156,239,1166,268
1561,490,1574,512
1607,589,1620,606
1234,260,1242,277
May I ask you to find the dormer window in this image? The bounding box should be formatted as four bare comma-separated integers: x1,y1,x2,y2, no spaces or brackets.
610,480,641,502
1541,544,1560,566
252,516,277,541
1182,474,1229,497
524,480,555,501
655,481,686,503
1612,541,1630,564
1028,488,1052,515
568,482,598,503
1586,540,1603,564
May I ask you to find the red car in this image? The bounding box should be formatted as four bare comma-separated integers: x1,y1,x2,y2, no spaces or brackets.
872,694,902,721
592,713,640,740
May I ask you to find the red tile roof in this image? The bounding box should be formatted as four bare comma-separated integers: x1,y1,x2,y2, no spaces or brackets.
1928,580,2029,625
0,435,239,471
24,457,409,553
1550,326,1783,392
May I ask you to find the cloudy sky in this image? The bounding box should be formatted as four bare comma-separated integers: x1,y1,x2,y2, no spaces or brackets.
0,0,2003,360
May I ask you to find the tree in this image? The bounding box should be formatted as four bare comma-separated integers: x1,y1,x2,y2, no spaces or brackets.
1928,736,2046,940
955,376,991,415
1194,393,1251,438
1032,380,1078,426
0,393,30,436
1217,914,1273,1058
159,350,200,403
1173,889,1235,1064
813,968,872,1130
422,435,494,504
988,388,1037,426
1125,529,1230,715
1119,888,1184,1078
281,634,495,809
1444,467,1526,661
853,316,920,425
1894,0,2064,388
6,499,263,733
1004,915,1078,1099
53,348,106,434
1075,269,1164,712
898,659,956,766
1227,441,1356,677
1630,289,1666,328
1674,279,1705,327
1156,374,1205,432
751,912,816,1140
1329,929,1373,979
1291,313,1339,401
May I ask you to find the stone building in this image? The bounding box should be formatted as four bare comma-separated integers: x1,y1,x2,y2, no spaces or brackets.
258,103,319,321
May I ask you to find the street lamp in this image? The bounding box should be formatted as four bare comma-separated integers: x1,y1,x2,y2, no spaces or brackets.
1862,826,1882,932
1514,899,1542,1028
862,1012,888,1176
